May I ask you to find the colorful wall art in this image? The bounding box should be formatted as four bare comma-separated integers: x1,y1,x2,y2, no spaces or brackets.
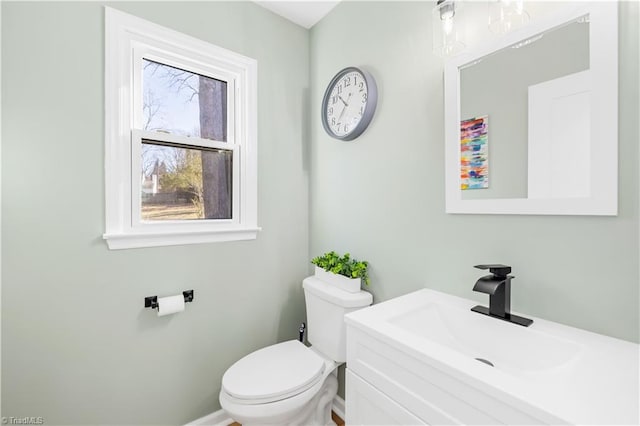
460,115,489,190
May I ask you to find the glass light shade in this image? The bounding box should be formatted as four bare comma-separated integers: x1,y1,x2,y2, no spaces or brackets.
488,0,530,34
432,0,465,57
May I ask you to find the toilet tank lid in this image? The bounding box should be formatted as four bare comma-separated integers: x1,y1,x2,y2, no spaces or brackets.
303,277,373,308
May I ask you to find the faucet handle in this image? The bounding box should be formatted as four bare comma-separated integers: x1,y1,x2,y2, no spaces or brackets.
474,264,511,277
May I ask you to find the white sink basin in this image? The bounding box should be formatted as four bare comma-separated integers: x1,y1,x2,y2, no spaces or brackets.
389,300,582,375
345,288,639,425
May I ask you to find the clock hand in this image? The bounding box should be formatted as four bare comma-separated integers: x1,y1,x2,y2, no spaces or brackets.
335,92,354,127
336,93,353,123
337,102,349,123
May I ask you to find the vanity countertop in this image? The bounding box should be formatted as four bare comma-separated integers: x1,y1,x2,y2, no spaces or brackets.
345,289,639,425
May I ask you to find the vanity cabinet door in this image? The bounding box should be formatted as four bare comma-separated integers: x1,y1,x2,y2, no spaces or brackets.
346,325,554,425
346,370,426,426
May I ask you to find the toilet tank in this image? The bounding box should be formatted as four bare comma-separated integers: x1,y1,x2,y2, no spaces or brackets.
303,276,373,362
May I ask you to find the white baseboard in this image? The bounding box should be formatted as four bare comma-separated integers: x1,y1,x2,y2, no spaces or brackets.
332,395,346,420
185,395,346,426
185,409,232,426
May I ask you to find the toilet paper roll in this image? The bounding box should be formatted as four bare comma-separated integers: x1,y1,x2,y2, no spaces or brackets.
157,294,185,317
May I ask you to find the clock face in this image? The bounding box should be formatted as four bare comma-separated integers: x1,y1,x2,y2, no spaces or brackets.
322,67,377,141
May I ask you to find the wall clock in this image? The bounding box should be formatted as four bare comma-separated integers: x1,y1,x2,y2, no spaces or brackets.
321,67,378,141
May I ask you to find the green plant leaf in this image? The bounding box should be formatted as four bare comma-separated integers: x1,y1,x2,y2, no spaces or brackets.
310,251,370,285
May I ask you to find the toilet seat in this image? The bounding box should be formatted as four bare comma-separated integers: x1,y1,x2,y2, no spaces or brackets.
222,340,326,404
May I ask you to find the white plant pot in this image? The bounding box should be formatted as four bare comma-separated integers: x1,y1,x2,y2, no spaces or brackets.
314,266,362,293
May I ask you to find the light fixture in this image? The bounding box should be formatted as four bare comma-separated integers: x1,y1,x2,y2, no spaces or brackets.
432,0,465,57
488,0,530,34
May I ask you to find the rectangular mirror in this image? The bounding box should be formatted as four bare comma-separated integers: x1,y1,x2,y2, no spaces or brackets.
444,3,618,215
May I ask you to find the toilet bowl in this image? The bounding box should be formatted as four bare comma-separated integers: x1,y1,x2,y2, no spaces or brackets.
219,277,372,425
220,341,338,425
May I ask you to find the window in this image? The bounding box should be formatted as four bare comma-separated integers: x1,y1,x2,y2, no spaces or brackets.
104,8,258,249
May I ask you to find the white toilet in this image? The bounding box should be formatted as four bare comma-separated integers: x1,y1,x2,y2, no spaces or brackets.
219,276,373,425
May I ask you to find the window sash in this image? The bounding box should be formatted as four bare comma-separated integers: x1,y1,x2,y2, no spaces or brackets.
132,46,237,144
131,129,241,230
130,47,241,230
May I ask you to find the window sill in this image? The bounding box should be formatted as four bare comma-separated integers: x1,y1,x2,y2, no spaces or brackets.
103,227,261,250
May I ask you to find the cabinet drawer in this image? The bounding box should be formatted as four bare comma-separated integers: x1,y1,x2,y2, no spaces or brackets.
346,370,426,426
347,326,553,425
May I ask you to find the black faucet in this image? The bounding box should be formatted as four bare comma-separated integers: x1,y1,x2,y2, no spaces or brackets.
471,264,533,327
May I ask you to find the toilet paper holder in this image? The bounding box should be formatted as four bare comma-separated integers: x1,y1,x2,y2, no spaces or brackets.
145,290,194,310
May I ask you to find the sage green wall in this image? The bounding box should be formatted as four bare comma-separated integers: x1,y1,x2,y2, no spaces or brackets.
310,0,638,350
2,2,309,424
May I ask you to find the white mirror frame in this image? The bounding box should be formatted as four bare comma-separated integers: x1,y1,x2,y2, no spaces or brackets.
444,3,618,215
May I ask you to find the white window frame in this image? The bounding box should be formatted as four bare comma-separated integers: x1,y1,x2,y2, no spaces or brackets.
104,7,259,249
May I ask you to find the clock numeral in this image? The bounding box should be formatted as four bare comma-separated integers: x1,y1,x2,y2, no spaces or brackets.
328,107,334,115
337,84,343,94
359,82,364,91
345,76,351,87
359,106,364,115
332,96,337,105
362,92,368,102
344,124,349,133
331,117,336,126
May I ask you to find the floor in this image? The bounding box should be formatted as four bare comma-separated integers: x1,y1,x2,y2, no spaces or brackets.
229,411,345,426
332,411,346,426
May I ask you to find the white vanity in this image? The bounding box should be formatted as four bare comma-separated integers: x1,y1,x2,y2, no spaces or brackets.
344,289,639,425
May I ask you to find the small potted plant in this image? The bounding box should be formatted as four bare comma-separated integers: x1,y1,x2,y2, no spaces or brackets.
311,251,370,293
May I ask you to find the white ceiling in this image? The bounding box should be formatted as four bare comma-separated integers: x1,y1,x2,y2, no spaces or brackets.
253,1,341,29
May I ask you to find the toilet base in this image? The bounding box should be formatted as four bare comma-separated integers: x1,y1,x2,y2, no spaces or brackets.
223,373,338,426
294,373,338,426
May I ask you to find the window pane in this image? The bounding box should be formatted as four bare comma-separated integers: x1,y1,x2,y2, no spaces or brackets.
142,59,228,142
141,140,232,221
